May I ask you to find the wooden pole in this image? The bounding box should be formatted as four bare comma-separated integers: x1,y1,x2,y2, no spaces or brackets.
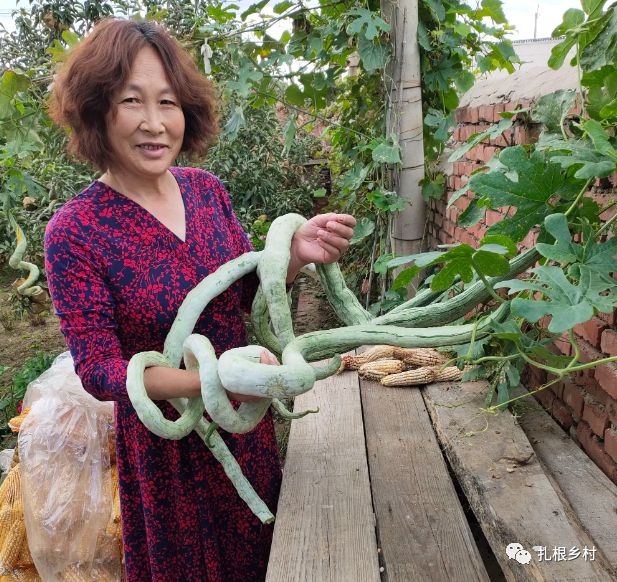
382,0,426,293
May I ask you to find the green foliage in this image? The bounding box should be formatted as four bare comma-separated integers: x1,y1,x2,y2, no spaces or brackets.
397,2,617,411
0,352,56,433
418,0,518,200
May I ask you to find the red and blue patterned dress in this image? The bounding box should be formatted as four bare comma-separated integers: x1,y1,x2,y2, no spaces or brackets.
44,167,282,581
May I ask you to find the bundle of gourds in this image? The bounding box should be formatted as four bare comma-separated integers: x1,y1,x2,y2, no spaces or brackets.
339,345,464,387
0,409,123,582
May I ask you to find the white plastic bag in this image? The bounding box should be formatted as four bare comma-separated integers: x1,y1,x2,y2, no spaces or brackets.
18,352,121,581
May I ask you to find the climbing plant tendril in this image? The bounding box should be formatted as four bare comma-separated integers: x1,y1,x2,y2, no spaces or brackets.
126,213,539,522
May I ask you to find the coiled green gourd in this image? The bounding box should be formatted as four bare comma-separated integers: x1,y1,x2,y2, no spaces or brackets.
126,213,539,523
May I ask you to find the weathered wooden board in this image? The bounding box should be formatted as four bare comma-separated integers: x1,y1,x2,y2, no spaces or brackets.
517,397,617,575
266,369,380,582
360,377,490,582
423,381,614,582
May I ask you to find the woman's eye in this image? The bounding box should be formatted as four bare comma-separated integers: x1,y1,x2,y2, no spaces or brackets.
122,97,139,103
161,99,177,106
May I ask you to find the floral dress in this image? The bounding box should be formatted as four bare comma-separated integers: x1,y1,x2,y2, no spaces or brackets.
44,167,282,581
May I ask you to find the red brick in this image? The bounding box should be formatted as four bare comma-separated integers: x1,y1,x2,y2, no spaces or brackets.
534,387,555,411
550,380,564,400
469,108,480,124
601,329,617,357
514,125,529,144
493,103,506,121
446,206,459,223
469,222,487,240
582,379,611,407
576,421,617,482
595,362,617,400
485,209,503,227
455,108,465,123
482,146,497,163
452,126,462,142
552,399,574,430
583,397,610,437
577,339,603,364
479,105,493,122
438,229,450,244
562,382,584,417
519,229,538,250
444,219,456,238
609,400,617,425
453,195,470,212
553,333,572,356
605,426,617,464
574,317,607,349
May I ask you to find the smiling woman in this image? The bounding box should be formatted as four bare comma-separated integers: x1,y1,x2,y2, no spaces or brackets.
43,16,355,582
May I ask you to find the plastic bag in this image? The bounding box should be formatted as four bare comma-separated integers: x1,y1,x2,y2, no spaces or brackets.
18,352,122,581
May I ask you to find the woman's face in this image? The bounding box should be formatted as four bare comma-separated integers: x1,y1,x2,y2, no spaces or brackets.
106,46,185,181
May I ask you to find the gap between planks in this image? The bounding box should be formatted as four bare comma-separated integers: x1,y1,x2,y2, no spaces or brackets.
423,380,615,582
359,375,490,582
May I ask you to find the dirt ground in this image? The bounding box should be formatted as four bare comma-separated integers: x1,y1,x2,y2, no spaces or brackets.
0,268,67,386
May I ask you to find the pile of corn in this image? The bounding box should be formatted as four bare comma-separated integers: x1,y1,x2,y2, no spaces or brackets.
339,345,464,387
0,410,123,582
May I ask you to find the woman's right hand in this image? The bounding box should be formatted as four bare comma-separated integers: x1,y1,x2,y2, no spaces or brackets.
225,349,280,403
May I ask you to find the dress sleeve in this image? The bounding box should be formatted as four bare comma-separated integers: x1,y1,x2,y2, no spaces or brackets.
210,175,259,312
44,217,131,403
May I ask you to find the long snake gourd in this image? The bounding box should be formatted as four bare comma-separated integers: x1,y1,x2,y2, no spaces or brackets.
126,213,539,522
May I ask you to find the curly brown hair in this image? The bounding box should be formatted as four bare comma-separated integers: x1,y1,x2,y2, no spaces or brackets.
48,18,220,171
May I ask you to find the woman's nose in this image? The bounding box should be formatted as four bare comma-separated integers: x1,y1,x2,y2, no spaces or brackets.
139,106,165,133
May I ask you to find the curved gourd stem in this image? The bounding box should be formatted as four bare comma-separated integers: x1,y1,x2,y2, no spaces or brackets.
170,399,275,524
271,398,319,419
8,214,44,297
257,213,307,348
316,262,372,326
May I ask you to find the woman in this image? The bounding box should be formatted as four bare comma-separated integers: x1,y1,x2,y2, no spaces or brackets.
44,18,355,582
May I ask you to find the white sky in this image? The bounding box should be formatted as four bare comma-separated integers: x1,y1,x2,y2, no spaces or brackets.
0,1,581,44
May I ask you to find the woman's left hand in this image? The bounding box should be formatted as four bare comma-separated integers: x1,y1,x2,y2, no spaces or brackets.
290,213,356,268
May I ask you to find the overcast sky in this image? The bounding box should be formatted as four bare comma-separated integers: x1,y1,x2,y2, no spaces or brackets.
0,1,580,42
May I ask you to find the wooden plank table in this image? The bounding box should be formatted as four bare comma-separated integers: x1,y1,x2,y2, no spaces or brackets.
266,367,381,582
267,373,617,581
266,369,488,581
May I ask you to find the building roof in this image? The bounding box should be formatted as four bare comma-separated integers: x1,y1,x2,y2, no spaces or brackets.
460,37,578,107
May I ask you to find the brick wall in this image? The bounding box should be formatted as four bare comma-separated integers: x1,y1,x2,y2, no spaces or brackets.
427,100,617,485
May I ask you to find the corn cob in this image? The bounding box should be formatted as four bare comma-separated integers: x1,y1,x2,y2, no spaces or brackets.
392,347,449,366
339,345,396,371
358,359,406,380
15,535,33,569
0,520,26,575
14,568,40,582
0,466,20,508
8,409,31,433
381,365,463,387
61,563,118,582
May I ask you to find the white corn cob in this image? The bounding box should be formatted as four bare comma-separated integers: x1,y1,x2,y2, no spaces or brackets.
339,346,396,371
381,365,463,387
392,347,449,366
358,359,406,380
